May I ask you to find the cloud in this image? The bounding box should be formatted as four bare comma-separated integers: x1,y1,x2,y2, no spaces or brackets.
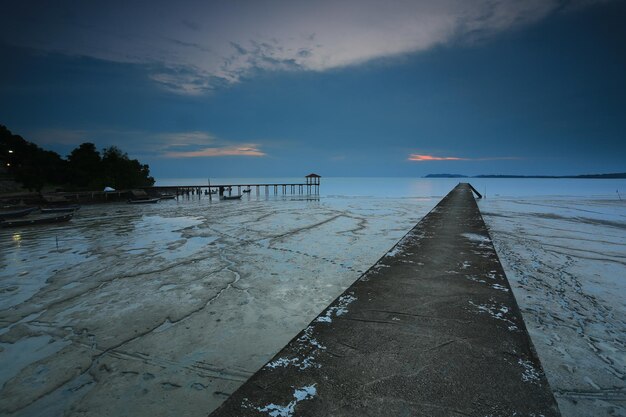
408,153,520,161
27,128,92,146
164,145,266,158
154,131,216,148
409,154,464,161
25,127,267,158
0,0,608,94
155,132,267,157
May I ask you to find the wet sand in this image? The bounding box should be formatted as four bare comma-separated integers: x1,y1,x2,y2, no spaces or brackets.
210,184,560,417
2,184,624,417
482,198,626,417
0,195,434,416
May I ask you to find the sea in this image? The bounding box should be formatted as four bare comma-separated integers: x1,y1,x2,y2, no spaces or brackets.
156,176,626,199
1,177,624,417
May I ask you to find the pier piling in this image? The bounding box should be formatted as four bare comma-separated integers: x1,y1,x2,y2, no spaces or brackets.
149,177,321,200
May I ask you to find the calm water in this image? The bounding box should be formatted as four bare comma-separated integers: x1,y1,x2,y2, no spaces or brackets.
156,177,626,199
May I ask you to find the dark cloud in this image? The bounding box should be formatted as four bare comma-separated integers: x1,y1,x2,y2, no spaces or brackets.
297,49,312,58
181,18,201,31
167,37,211,53
230,42,248,56
0,0,613,94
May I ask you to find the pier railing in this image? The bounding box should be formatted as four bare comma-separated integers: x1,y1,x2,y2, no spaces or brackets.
150,182,320,197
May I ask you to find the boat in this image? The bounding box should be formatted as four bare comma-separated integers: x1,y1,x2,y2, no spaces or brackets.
0,207,38,220
159,194,177,200
127,189,160,204
128,198,160,204
40,205,81,213
221,195,242,200
242,189,251,193
42,194,71,204
1,213,73,228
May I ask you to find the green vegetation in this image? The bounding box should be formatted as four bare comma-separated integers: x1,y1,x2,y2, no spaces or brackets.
1,125,154,191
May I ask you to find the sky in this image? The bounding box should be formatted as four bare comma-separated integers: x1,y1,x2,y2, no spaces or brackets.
1,0,625,178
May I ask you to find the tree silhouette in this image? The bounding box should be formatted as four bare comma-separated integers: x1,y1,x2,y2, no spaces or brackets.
101,146,154,189
1,125,67,191
1,125,155,191
67,143,102,188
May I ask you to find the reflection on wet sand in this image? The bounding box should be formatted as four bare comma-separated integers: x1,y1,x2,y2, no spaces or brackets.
0,195,433,417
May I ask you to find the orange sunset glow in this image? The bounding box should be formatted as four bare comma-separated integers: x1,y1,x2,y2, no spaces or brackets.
164,145,266,158
408,154,464,161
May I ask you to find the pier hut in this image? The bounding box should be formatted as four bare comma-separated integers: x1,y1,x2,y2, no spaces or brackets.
305,173,321,195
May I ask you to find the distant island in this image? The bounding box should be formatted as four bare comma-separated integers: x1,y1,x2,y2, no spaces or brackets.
424,174,468,178
426,173,626,179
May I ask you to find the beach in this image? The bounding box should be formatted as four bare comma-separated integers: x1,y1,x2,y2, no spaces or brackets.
482,196,626,416
0,185,434,416
1,178,624,416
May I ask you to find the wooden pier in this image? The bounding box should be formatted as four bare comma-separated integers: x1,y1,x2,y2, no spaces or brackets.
151,182,315,198
150,173,322,199
0,174,322,205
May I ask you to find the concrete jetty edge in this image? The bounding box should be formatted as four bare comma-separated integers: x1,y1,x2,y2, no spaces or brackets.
209,183,561,417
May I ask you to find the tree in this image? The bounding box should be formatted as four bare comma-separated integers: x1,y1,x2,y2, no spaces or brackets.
101,146,155,189
1,125,67,191
1,125,155,191
67,143,102,188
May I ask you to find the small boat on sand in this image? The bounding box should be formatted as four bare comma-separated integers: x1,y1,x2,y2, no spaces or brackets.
1,213,74,228
128,198,160,204
40,205,81,213
128,189,159,204
159,194,177,200
0,207,38,220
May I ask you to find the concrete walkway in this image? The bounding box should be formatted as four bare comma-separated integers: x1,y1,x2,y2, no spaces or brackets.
209,183,561,417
